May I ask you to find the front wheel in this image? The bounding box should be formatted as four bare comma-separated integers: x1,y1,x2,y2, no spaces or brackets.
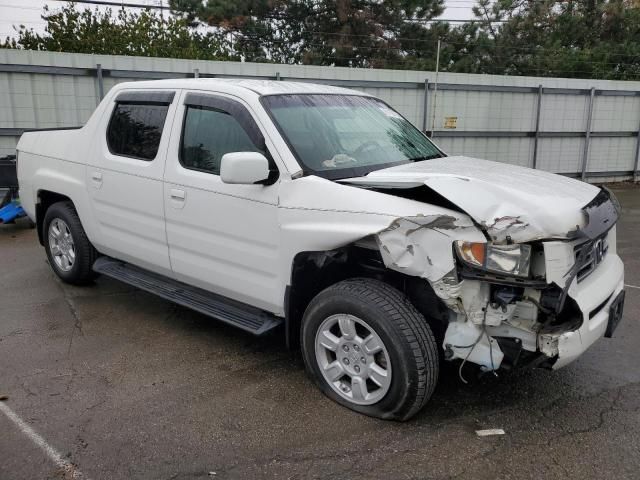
301,278,439,421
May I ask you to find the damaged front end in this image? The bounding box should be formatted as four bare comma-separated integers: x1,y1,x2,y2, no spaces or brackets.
374,187,625,373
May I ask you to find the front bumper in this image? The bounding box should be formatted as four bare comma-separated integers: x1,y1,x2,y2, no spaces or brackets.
441,186,624,372
547,252,625,369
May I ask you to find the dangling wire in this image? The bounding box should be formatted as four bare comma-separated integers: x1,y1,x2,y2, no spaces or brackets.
457,307,498,384
457,327,484,384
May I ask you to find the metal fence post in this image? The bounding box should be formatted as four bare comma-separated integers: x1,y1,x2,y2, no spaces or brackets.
532,84,543,169
580,87,595,181
193,68,199,78
633,110,640,183
422,79,429,133
96,63,104,102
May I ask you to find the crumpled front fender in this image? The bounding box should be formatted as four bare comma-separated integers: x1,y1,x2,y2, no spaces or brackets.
376,214,483,282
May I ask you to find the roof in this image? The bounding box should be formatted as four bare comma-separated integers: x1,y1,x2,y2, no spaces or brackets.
112,78,367,97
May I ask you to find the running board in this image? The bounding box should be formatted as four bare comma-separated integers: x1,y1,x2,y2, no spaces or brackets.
93,257,282,335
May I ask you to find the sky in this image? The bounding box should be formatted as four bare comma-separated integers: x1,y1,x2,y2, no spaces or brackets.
0,0,478,40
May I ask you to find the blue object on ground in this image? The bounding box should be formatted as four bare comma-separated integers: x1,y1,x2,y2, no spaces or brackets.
0,200,25,223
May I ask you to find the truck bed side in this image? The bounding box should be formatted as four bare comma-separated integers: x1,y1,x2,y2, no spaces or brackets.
17,127,98,245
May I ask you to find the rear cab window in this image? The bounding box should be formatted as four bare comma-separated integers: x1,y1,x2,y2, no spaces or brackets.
107,91,175,161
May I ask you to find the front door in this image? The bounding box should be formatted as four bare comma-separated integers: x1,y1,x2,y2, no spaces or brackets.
163,91,282,312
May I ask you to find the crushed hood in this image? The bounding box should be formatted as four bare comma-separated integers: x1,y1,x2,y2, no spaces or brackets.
340,156,601,243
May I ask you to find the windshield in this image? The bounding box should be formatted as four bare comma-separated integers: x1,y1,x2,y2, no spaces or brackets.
261,94,444,180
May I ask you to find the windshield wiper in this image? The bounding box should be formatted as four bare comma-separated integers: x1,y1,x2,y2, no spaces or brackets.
408,154,442,162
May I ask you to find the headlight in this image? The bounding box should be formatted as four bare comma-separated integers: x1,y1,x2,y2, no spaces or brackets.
455,241,531,278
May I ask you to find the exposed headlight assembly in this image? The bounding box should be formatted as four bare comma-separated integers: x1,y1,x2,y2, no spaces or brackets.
455,241,532,278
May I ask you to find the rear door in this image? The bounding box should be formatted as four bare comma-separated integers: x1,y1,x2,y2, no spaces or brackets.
163,91,282,312
87,90,177,275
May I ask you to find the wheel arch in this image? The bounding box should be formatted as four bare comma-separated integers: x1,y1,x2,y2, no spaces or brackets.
35,190,73,245
284,242,451,350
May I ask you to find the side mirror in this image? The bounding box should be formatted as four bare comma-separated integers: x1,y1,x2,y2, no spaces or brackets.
220,152,270,185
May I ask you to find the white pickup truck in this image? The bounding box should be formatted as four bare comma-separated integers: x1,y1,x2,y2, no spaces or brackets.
17,79,625,420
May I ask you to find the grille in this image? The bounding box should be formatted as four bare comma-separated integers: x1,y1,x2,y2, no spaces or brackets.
574,234,609,283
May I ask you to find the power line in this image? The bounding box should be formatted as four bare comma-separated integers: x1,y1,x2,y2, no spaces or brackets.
44,0,489,21
0,6,633,57
48,0,482,8
1,19,48,25
2,12,635,60
0,3,45,11
10,28,635,69
3,0,493,25
407,18,505,23
49,0,170,9
3,1,636,60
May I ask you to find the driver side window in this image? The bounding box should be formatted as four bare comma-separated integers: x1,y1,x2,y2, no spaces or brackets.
180,105,261,176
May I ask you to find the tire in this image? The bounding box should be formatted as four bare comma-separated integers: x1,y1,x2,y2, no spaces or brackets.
43,201,99,285
301,278,439,421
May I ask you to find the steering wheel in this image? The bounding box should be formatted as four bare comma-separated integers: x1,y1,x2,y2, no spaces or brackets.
354,140,382,156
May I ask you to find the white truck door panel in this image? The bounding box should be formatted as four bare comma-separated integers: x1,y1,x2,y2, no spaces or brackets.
164,92,281,312
87,90,178,275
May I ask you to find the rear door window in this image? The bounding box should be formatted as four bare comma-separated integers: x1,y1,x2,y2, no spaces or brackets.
107,91,174,161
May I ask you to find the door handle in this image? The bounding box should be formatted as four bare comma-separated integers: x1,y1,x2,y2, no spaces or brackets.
169,188,186,209
170,189,185,200
91,171,103,188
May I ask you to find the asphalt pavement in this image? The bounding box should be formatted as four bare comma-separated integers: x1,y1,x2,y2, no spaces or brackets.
1,185,639,479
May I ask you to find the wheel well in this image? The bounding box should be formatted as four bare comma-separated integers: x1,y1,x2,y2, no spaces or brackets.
285,243,451,350
35,190,72,245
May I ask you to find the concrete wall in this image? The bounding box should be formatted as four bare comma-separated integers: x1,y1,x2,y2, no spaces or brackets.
1,49,639,180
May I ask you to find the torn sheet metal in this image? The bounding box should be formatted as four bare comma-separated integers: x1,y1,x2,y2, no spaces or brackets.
542,240,575,287
430,271,464,311
341,156,600,243
349,168,622,374
375,214,482,282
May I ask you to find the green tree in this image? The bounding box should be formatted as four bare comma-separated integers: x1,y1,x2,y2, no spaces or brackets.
169,0,446,67
1,3,230,61
469,0,640,79
4,0,639,80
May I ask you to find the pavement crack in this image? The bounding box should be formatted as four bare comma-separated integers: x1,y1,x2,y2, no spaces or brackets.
86,399,106,410
20,382,37,397
65,295,84,357
48,270,85,357
446,442,504,479
549,450,571,477
554,387,625,439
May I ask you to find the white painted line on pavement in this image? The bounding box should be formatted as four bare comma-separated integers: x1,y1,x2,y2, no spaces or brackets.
0,401,86,479
625,284,640,290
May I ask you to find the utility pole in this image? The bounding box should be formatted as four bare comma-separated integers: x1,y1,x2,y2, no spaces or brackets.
430,39,441,137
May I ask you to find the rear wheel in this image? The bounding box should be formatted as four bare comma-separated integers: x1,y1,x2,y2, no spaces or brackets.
43,201,98,285
301,278,439,421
